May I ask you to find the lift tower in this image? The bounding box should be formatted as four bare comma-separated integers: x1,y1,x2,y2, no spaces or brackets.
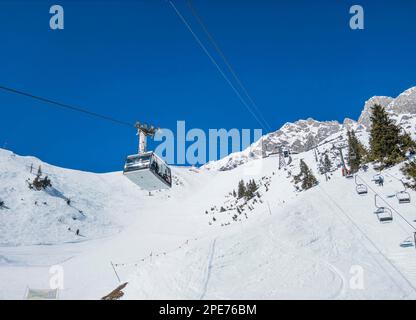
278,146,286,170
135,122,158,154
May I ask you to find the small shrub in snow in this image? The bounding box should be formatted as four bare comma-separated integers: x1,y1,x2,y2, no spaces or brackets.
28,166,52,191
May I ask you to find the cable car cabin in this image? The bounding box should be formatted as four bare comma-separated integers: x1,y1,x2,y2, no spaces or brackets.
123,152,172,191
396,191,411,204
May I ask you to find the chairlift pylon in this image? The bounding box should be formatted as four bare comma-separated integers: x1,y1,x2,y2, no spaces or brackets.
374,194,393,223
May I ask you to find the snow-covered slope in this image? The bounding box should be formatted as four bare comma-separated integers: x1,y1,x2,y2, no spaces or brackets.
2,142,416,299
2,85,416,300
0,148,144,246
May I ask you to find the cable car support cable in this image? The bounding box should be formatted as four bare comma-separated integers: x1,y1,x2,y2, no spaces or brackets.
168,0,270,131
0,85,134,128
186,0,272,131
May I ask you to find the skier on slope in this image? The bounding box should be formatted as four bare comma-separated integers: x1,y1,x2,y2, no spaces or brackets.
379,176,384,187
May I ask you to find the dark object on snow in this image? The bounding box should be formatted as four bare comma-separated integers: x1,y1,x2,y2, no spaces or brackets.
76,229,80,236
102,282,128,300
28,175,52,191
373,174,384,186
379,177,384,186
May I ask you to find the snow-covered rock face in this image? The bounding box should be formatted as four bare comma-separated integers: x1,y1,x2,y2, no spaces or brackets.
390,87,416,114
205,86,416,171
357,96,394,129
357,87,416,130
271,118,345,153
204,118,359,171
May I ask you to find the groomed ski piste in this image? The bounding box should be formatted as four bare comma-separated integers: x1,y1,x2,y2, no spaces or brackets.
2,130,416,299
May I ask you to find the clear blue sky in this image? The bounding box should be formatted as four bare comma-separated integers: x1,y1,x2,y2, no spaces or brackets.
0,0,415,172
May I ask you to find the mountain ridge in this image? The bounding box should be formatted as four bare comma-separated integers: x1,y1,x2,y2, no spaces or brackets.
204,85,416,171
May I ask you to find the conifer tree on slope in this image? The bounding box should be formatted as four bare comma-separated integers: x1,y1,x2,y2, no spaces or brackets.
323,153,332,173
402,161,416,190
347,130,367,173
296,159,318,190
245,179,258,200
369,104,415,167
237,179,246,199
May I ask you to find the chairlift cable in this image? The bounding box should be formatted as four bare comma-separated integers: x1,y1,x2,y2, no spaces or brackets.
356,175,416,232
0,85,134,128
168,0,269,131
319,185,416,295
186,0,272,131
384,172,414,206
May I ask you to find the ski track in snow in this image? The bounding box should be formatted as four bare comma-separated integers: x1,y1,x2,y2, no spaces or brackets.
199,238,217,300
267,222,347,299
319,185,413,297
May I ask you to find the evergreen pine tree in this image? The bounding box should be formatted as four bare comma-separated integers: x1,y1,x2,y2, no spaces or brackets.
399,132,416,156
369,104,414,167
245,179,258,200
402,161,416,190
237,180,246,199
323,153,332,173
36,166,42,178
295,159,318,190
347,130,367,173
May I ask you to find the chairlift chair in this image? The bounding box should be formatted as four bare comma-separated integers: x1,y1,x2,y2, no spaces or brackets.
396,179,411,204
356,184,368,195
397,191,411,204
375,207,393,223
374,194,393,223
400,236,414,248
354,175,368,195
